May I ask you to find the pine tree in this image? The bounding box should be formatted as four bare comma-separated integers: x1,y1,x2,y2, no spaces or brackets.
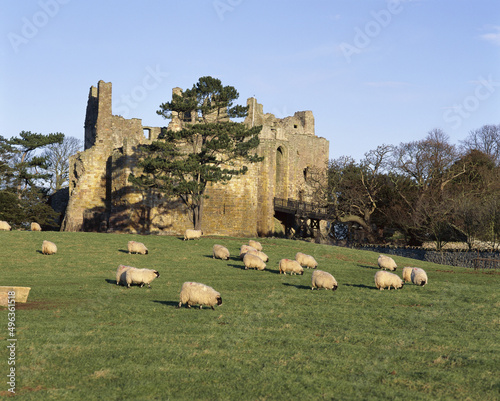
129,77,263,230
0,131,64,228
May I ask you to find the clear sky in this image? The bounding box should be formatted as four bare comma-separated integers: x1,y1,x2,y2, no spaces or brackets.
1,0,499,161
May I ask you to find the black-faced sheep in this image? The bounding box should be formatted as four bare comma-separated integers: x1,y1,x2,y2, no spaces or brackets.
213,244,230,260
125,267,159,288
243,253,266,270
278,259,304,275
239,244,257,259
377,254,397,271
31,222,42,231
0,221,11,231
42,240,57,255
295,252,318,269
311,270,338,290
178,282,222,310
128,241,148,255
411,267,428,287
374,270,404,290
246,249,269,262
184,229,202,240
116,264,134,285
402,267,413,283
248,240,262,251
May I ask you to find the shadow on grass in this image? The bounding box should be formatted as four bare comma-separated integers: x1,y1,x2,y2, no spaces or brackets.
344,283,377,290
105,279,118,285
203,254,234,261
282,283,311,290
118,249,129,254
227,263,246,270
152,300,179,308
266,269,284,275
359,264,378,270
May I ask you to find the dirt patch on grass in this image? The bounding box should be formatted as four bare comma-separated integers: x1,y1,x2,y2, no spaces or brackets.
0,385,47,396
13,301,59,310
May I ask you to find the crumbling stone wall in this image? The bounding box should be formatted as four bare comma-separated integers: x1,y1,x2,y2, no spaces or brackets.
62,81,329,237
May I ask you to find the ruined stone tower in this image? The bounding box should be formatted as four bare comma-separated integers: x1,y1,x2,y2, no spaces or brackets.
61,80,329,236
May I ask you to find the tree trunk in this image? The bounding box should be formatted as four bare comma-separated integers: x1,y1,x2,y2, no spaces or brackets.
193,197,204,231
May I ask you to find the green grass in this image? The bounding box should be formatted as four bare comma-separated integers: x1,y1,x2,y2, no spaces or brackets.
0,231,499,400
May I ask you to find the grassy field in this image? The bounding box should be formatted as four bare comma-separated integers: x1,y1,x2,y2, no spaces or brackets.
0,231,498,400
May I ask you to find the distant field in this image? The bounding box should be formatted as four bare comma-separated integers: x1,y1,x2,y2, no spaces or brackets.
0,231,498,400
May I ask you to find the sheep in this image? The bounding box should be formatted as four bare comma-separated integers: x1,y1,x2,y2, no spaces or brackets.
248,239,262,251
125,267,160,288
30,222,42,231
377,254,397,271
278,258,304,275
402,267,413,283
178,281,222,310
42,240,57,255
374,270,404,290
246,249,269,262
243,253,266,270
184,229,202,240
239,244,257,259
311,270,338,290
411,267,428,287
127,240,148,255
116,264,134,285
0,221,11,231
212,244,230,260
295,252,318,269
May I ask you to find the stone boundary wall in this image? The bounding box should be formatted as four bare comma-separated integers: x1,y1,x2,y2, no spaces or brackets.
355,246,500,268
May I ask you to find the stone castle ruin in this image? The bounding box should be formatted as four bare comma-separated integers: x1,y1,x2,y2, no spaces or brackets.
61,80,329,237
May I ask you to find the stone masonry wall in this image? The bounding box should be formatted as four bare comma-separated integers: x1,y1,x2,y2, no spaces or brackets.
62,81,329,237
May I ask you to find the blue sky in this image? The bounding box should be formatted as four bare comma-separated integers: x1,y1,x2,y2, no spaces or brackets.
1,0,499,161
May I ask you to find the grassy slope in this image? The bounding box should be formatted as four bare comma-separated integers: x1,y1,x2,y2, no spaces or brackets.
0,231,498,400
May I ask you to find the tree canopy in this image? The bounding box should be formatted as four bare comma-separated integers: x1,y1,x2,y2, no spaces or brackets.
0,131,65,228
325,126,500,249
130,76,263,230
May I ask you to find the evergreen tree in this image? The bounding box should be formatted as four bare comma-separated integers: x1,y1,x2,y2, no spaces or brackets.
0,131,64,228
129,77,263,230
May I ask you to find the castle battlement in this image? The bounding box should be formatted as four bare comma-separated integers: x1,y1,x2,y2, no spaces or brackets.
62,81,329,236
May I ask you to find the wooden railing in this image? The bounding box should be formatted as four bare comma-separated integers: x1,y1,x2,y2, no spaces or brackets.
273,198,331,219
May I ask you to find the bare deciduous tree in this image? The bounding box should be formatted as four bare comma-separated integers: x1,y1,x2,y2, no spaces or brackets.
43,136,82,193
460,124,500,166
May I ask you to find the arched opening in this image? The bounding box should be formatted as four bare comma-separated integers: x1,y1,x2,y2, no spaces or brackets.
275,146,286,199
